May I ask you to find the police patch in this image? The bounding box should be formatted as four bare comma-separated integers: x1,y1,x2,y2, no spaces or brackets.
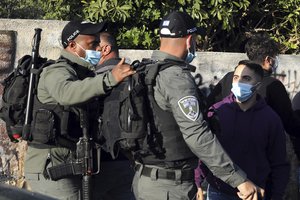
178,96,199,121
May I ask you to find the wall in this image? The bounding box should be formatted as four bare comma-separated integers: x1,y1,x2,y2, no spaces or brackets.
1,19,300,97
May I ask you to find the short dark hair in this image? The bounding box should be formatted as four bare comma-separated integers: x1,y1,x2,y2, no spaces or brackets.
236,60,264,80
100,32,118,53
244,33,279,63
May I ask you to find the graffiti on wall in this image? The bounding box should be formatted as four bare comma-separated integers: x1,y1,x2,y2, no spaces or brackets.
276,69,300,99
0,31,27,188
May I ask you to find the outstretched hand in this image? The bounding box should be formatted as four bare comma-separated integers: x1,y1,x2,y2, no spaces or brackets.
111,58,135,83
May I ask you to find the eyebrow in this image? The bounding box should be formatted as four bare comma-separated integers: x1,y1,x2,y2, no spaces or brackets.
233,74,252,79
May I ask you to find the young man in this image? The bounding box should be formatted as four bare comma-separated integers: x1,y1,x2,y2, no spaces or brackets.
132,11,259,200
24,21,134,199
206,33,300,199
196,60,289,199
207,34,300,156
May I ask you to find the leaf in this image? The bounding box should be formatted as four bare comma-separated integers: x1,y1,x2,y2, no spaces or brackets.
217,11,222,20
120,5,131,10
233,1,240,7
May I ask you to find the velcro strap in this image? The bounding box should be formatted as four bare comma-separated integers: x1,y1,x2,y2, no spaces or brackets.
136,165,194,181
47,162,82,181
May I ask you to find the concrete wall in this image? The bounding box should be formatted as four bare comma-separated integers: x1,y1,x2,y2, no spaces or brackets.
1,18,300,97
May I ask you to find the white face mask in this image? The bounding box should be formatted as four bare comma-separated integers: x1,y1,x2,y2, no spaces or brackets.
76,43,101,66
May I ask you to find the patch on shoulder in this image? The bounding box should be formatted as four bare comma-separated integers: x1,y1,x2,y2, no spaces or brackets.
178,96,199,121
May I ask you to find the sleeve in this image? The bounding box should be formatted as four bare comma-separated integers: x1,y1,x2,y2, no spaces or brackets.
267,80,300,137
157,67,247,188
292,93,300,160
42,65,117,105
194,159,210,188
207,72,233,108
292,92,300,110
267,115,290,199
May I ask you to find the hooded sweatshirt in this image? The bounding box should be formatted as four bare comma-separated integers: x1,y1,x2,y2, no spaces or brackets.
207,70,300,159
196,93,289,199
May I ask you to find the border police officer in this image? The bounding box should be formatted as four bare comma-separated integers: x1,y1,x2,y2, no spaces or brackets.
24,21,134,199
132,11,259,200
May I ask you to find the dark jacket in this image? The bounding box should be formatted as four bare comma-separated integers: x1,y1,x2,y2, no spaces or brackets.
198,93,289,199
207,71,300,159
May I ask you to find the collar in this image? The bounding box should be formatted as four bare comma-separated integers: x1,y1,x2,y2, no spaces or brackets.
95,57,122,73
151,50,196,72
151,50,184,62
97,57,122,68
263,69,272,77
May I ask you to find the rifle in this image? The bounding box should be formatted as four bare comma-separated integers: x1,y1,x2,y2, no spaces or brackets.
47,108,101,200
22,28,42,140
78,108,94,200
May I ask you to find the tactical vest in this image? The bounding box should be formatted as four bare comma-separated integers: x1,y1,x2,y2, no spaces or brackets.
28,58,99,150
141,64,196,165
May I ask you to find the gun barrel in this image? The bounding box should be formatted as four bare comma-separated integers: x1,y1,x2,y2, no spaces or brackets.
82,175,92,200
22,28,42,140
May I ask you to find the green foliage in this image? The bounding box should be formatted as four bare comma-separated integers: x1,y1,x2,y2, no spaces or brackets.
0,0,83,20
81,0,162,49
1,0,299,53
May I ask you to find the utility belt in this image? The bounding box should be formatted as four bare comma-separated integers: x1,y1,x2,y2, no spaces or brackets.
135,163,194,182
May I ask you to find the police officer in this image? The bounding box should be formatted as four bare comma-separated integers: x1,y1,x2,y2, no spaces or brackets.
24,21,134,199
95,32,122,73
132,11,259,200
92,32,135,200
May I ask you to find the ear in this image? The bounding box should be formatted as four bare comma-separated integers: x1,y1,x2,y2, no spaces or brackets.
186,35,192,49
102,45,112,56
68,40,77,50
265,56,272,65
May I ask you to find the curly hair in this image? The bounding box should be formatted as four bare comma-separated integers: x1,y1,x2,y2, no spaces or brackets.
244,33,279,63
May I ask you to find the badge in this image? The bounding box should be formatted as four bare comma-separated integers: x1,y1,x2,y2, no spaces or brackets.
178,96,199,121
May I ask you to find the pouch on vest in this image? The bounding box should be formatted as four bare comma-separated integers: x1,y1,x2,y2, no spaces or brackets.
31,109,55,144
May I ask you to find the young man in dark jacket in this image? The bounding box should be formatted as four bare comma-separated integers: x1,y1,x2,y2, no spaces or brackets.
206,34,300,157
196,60,289,200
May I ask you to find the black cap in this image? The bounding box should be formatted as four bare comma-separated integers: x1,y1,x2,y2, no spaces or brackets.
159,11,205,38
61,20,107,48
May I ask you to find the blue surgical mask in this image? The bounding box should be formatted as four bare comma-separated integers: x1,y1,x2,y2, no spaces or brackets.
185,37,196,63
185,49,196,63
231,82,255,102
76,43,101,66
